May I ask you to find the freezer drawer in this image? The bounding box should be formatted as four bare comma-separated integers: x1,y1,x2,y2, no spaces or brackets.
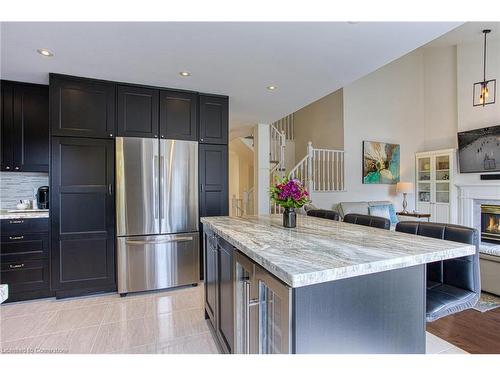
117,233,199,294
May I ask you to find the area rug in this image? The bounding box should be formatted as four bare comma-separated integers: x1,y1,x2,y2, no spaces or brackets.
473,292,500,313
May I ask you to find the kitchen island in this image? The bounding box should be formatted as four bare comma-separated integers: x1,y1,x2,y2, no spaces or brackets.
201,215,475,354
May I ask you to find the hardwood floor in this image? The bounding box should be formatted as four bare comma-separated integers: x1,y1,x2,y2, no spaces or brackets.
427,307,500,354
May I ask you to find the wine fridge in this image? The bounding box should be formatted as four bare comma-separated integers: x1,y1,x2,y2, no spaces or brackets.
233,251,292,354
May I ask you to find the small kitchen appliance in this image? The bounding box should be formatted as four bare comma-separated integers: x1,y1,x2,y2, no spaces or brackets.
37,186,49,209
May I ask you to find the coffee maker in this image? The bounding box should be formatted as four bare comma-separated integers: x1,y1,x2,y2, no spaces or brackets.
37,186,49,209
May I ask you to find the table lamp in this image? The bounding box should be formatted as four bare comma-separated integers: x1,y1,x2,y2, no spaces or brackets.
396,182,414,214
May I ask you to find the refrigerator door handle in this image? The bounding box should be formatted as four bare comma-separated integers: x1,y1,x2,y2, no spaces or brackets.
125,236,194,245
154,155,159,219
159,155,165,222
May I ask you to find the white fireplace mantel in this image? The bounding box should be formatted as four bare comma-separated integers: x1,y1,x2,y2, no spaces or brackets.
456,183,500,228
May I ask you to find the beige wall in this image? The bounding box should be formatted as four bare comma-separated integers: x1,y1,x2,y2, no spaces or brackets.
423,45,458,151
228,138,254,201
293,89,344,163
312,50,426,211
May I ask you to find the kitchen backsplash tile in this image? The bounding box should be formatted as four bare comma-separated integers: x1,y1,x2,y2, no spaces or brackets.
0,172,49,210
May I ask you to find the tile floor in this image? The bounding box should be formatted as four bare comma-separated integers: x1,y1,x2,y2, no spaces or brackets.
0,284,466,354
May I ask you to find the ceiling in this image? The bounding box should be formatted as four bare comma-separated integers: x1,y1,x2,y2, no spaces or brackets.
0,22,461,130
424,22,500,48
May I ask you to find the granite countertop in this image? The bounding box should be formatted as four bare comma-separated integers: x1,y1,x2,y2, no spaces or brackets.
201,215,476,288
0,210,49,220
0,284,8,304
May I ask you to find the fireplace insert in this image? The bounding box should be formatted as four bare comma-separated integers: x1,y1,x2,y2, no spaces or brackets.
481,204,500,244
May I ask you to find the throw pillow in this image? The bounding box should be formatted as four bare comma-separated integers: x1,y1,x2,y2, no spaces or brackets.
368,205,391,221
369,204,399,225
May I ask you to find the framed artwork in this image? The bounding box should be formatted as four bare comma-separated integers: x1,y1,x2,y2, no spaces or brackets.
362,141,400,184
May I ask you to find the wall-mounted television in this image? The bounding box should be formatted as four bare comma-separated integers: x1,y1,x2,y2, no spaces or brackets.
458,125,500,173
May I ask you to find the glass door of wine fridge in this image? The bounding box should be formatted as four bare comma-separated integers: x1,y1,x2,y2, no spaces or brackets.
234,251,292,354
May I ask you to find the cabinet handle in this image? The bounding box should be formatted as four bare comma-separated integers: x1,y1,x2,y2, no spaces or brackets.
9,220,24,224
200,138,204,142
200,184,204,192
161,135,165,139
108,184,113,195
244,280,251,354
5,166,10,170
9,235,24,240
10,263,24,269
109,133,113,137
14,166,20,170
154,135,158,138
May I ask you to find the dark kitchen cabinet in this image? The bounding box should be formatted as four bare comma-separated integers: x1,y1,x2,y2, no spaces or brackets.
50,74,115,139
217,237,234,352
1,81,49,172
199,144,229,217
0,217,52,302
50,137,116,298
159,90,197,141
117,85,159,138
199,95,228,145
203,229,234,353
1,259,51,301
205,231,218,327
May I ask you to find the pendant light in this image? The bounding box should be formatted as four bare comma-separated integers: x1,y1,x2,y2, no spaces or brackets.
473,29,496,107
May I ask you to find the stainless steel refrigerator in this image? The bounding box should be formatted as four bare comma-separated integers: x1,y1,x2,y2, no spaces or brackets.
115,137,199,295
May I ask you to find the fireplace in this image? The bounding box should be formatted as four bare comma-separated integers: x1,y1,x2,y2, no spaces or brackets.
481,204,500,244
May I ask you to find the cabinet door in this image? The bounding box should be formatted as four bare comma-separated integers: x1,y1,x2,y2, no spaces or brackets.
1,259,50,296
434,203,450,223
1,81,14,171
204,232,218,325
199,95,228,144
50,75,115,138
199,144,229,217
12,83,49,172
159,90,197,141
217,237,234,353
117,85,159,138
50,137,115,295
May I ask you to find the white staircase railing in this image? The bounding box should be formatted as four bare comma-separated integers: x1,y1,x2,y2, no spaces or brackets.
232,187,255,217
270,141,345,214
271,113,294,141
243,187,254,215
270,124,286,177
290,141,345,193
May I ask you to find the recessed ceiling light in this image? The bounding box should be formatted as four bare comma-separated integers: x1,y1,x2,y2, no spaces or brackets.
37,48,54,57
267,85,277,91
179,71,191,77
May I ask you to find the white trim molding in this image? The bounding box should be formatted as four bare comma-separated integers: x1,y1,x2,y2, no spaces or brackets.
456,183,500,229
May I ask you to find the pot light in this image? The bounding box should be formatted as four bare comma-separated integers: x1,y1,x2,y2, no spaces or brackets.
179,71,191,77
37,48,54,57
267,85,277,91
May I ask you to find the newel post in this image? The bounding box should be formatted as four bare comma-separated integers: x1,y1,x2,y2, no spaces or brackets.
307,141,314,193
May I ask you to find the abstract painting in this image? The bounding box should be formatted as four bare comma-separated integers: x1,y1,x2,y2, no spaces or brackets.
362,141,400,184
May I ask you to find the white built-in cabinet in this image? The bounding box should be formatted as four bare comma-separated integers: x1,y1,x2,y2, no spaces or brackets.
415,149,456,224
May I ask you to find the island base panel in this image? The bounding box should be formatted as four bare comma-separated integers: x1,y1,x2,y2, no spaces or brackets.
292,265,426,354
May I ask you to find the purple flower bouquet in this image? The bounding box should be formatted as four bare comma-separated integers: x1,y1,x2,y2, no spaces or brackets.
270,176,310,228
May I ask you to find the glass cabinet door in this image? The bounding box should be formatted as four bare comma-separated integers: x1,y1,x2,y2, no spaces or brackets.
234,254,258,354
418,157,431,182
435,155,450,204
256,268,291,354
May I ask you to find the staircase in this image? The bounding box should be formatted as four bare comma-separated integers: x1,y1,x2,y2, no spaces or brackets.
269,115,345,214
290,142,345,192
